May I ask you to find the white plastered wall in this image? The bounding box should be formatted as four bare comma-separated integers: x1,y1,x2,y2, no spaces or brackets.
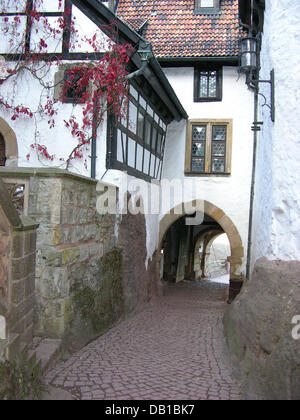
160,66,254,273
251,0,300,266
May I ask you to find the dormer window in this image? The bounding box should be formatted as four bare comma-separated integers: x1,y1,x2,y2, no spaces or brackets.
195,0,220,15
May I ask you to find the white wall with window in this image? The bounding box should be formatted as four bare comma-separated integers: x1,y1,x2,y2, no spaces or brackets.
160,65,254,272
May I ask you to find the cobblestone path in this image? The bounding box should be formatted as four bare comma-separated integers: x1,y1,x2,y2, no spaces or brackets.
45,279,242,400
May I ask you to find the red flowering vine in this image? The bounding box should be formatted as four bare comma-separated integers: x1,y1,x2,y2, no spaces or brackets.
0,0,132,169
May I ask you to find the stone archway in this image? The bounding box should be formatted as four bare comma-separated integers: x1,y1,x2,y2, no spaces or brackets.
159,200,245,302
0,118,18,167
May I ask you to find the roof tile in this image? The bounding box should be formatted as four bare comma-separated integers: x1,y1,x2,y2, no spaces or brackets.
117,0,246,58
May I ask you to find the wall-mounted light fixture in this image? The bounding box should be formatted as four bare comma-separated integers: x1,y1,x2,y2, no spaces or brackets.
239,37,275,122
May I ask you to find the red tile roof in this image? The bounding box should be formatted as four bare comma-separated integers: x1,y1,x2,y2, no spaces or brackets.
116,0,246,59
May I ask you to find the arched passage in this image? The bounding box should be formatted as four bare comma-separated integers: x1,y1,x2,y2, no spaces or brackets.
159,200,245,303
194,229,224,280
0,118,18,167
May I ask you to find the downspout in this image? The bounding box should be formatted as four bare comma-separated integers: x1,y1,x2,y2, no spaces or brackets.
246,28,262,281
125,61,148,80
246,87,259,281
91,93,100,179
113,0,119,14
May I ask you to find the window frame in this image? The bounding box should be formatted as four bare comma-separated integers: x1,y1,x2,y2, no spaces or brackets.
62,69,88,104
185,119,233,176
53,63,92,103
107,82,168,182
194,66,223,102
194,0,221,15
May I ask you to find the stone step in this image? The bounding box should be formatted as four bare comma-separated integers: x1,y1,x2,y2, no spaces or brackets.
31,338,62,375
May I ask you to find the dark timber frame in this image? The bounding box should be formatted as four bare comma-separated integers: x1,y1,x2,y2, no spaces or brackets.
0,0,104,61
107,81,168,182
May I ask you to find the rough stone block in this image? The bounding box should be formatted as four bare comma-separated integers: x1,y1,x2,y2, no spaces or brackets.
10,294,35,329
67,207,77,225
87,208,95,223
11,231,24,259
23,252,36,278
79,244,90,262
24,231,37,255
224,257,300,400
88,242,100,257
39,267,69,299
11,258,25,281
62,247,80,265
43,316,66,339
27,193,38,215
25,273,35,298
79,208,87,224
71,226,80,243
40,246,63,267
11,279,25,305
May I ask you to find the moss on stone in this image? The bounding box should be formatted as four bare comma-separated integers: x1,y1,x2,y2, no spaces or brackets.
72,247,124,334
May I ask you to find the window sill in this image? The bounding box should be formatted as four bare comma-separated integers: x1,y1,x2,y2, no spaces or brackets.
184,171,231,177
194,8,221,15
193,97,222,103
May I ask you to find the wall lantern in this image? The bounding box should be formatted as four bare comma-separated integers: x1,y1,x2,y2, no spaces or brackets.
239,37,275,122
239,37,258,72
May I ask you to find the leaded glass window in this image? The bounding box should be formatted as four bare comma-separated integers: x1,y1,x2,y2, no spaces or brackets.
211,125,226,173
194,67,222,102
187,120,231,175
191,125,206,173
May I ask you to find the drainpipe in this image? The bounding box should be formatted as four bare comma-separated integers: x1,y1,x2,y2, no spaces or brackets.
246,32,263,281
125,61,148,80
91,93,100,179
246,87,259,281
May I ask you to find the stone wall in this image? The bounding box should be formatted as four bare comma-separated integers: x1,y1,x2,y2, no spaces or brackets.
0,179,38,360
0,168,161,354
118,207,161,315
224,258,300,400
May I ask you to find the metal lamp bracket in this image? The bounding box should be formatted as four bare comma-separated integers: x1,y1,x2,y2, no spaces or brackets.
253,69,275,122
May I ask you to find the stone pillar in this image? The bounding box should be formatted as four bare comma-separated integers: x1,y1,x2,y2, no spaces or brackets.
0,179,38,359
227,255,244,304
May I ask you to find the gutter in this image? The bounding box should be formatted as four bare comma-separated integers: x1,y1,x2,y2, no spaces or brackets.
158,56,239,67
148,56,189,120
